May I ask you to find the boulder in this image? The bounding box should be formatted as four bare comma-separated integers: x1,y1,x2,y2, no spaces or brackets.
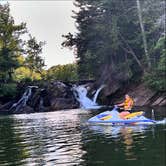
50,97,78,110
0,101,14,110
47,81,68,98
14,106,34,114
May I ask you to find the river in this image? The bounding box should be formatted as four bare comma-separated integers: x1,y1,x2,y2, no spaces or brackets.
0,107,165,166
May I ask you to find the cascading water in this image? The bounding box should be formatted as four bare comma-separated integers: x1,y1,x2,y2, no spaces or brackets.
72,84,105,109
92,85,105,104
10,86,38,113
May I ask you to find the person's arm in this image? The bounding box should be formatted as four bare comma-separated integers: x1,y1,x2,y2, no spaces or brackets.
117,102,124,107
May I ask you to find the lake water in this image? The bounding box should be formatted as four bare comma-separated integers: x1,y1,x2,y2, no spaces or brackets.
0,107,165,166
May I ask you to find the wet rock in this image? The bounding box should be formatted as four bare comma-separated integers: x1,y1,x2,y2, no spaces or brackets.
45,81,78,110
152,95,166,106
47,81,68,99
13,106,34,114
6,81,79,114
97,82,166,107
50,97,78,110
159,98,166,106
129,84,157,106
0,101,14,110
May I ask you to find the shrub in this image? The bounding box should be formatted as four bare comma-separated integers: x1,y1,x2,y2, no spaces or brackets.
0,83,17,98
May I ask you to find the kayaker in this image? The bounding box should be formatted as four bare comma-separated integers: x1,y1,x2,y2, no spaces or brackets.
116,94,134,112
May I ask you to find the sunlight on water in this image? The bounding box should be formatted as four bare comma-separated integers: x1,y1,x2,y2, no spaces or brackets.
0,108,165,166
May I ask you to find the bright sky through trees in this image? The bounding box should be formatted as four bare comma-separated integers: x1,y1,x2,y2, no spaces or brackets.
8,0,77,68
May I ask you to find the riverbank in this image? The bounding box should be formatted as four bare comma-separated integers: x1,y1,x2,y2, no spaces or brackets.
0,80,165,115
100,83,166,107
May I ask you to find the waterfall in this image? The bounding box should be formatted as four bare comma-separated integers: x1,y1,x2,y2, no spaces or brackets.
92,85,105,103
39,97,44,110
72,84,104,109
10,86,38,113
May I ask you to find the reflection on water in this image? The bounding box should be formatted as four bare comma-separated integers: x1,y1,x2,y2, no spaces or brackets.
0,110,88,166
0,108,165,166
88,125,149,161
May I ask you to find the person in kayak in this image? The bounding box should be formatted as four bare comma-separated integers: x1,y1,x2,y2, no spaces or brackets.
117,94,134,111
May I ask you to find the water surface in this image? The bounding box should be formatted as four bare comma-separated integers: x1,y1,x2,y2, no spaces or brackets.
0,107,165,166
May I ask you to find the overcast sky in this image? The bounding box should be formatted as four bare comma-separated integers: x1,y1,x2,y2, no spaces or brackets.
8,0,77,69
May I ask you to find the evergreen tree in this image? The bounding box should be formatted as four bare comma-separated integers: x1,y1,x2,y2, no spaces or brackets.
0,3,26,82
0,3,46,98
25,35,45,76
62,0,165,91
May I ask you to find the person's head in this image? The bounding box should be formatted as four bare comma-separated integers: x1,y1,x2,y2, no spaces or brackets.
125,94,130,99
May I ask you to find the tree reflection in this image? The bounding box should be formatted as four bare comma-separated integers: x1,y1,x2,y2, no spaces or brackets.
0,116,29,165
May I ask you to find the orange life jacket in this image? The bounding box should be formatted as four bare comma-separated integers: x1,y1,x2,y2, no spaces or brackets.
123,97,134,110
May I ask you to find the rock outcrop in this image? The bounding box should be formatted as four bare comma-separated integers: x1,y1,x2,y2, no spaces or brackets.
0,80,165,115
0,81,79,114
97,83,166,106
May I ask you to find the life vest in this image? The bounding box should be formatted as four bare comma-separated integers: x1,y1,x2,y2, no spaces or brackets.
123,97,134,110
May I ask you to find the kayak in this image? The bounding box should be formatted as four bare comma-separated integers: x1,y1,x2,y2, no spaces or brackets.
88,107,156,125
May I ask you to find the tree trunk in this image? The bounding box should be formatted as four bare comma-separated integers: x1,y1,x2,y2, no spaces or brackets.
136,0,151,68
119,33,145,72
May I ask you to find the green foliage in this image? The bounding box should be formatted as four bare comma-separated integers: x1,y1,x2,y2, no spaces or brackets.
0,3,27,82
144,36,166,91
63,0,143,79
62,0,165,90
25,35,45,74
0,3,45,100
14,66,42,82
0,83,17,98
46,63,78,81
0,4,45,83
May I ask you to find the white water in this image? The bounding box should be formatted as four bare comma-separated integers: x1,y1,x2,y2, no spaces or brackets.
92,85,105,103
156,118,166,125
72,84,105,109
10,86,38,112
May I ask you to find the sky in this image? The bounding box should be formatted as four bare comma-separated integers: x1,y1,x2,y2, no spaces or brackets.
7,0,77,69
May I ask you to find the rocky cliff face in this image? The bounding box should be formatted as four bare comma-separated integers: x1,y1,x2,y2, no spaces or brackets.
97,82,166,107
0,80,165,115
95,64,166,106
129,84,166,106
0,81,79,114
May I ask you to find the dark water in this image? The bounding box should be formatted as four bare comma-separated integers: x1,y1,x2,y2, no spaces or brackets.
0,107,165,166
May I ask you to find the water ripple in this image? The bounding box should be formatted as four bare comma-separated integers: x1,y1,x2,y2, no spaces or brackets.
0,109,165,166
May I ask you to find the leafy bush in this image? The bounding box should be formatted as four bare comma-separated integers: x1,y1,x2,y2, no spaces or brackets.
14,67,42,82
144,54,166,91
46,63,78,81
0,83,17,98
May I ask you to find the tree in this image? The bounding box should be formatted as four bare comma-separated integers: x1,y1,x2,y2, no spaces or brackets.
144,36,166,91
136,0,150,68
25,35,45,77
62,0,165,91
46,63,78,81
0,3,26,82
0,3,46,99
